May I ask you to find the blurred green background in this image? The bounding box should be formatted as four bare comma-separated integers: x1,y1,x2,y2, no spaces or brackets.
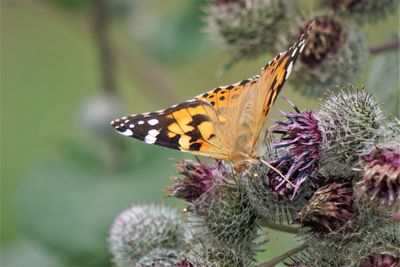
1,1,399,266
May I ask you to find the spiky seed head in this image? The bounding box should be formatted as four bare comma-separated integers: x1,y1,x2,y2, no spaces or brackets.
280,14,367,97
322,0,400,23
343,225,400,266
359,252,400,267
169,160,222,203
188,179,261,259
299,182,356,233
108,204,186,267
135,249,187,267
316,87,386,177
268,101,322,198
357,145,400,209
244,165,312,224
206,0,292,62
201,247,251,267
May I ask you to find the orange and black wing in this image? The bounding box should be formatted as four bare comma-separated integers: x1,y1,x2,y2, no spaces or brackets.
111,99,230,159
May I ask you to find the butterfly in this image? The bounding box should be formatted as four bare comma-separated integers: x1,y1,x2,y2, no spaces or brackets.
111,27,312,172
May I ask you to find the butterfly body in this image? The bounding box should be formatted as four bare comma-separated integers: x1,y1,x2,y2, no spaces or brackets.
111,29,311,172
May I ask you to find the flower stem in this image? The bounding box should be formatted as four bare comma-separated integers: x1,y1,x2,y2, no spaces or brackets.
260,220,299,234
91,0,116,94
369,40,400,55
258,242,308,267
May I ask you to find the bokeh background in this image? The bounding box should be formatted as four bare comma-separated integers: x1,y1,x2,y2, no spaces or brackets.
1,0,399,266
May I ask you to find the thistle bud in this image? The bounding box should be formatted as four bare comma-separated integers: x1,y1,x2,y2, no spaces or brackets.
299,182,356,233
358,145,400,209
360,252,400,267
169,160,222,203
316,87,386,177
206,0,292,62
280,15,367,97
322,0,400,23
188,180,260,259
108,204,186,267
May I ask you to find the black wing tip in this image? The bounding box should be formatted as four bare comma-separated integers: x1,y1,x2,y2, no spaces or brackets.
110,118,121,129
110,117,128,134
298,21,316,46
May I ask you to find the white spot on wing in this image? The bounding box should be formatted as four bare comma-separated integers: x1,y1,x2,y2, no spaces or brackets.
148,119,159,126
138,121,144,125
291,47,298,58
121,129,133,136
144,134,157,144
148,129,160,136
129,124,135,128
299,40,306,53
186,99,196,103
285,61,294,79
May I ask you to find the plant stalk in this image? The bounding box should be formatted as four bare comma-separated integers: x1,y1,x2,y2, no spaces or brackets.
260,220,299,234
92,0,116,93
258,242,308,267
369,40,400,55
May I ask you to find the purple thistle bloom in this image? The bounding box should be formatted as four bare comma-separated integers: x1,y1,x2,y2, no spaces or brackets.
169,160,222,203
267,100,322,198
358,146,400,208
360,252,400,267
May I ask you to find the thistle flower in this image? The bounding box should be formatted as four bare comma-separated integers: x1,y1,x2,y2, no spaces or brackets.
108,204,186,267
316,87,386,177
169,160,222,203
357,145,400,209
244,165,312,223
343,224,400,266
299,182,356,233
280,15,367,97
322,0,400,23
359,252,400,267
188,179,261,259
206,0,293,62
267,100,322,198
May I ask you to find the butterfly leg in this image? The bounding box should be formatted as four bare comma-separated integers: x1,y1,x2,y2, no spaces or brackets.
258,158,295,187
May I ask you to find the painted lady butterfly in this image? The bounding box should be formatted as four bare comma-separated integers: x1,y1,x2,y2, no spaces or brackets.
111,27,311,172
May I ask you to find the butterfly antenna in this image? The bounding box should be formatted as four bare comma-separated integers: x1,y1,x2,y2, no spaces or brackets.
281,96,300,113
259,158,295,187
194,155,202,163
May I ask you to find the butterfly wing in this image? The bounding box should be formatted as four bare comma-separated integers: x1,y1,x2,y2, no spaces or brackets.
111,27,311,164
250,30,310,150
111,99,230,159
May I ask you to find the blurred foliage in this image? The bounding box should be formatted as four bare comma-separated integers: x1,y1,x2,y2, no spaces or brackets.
368,48,400,116
1,0,399,267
